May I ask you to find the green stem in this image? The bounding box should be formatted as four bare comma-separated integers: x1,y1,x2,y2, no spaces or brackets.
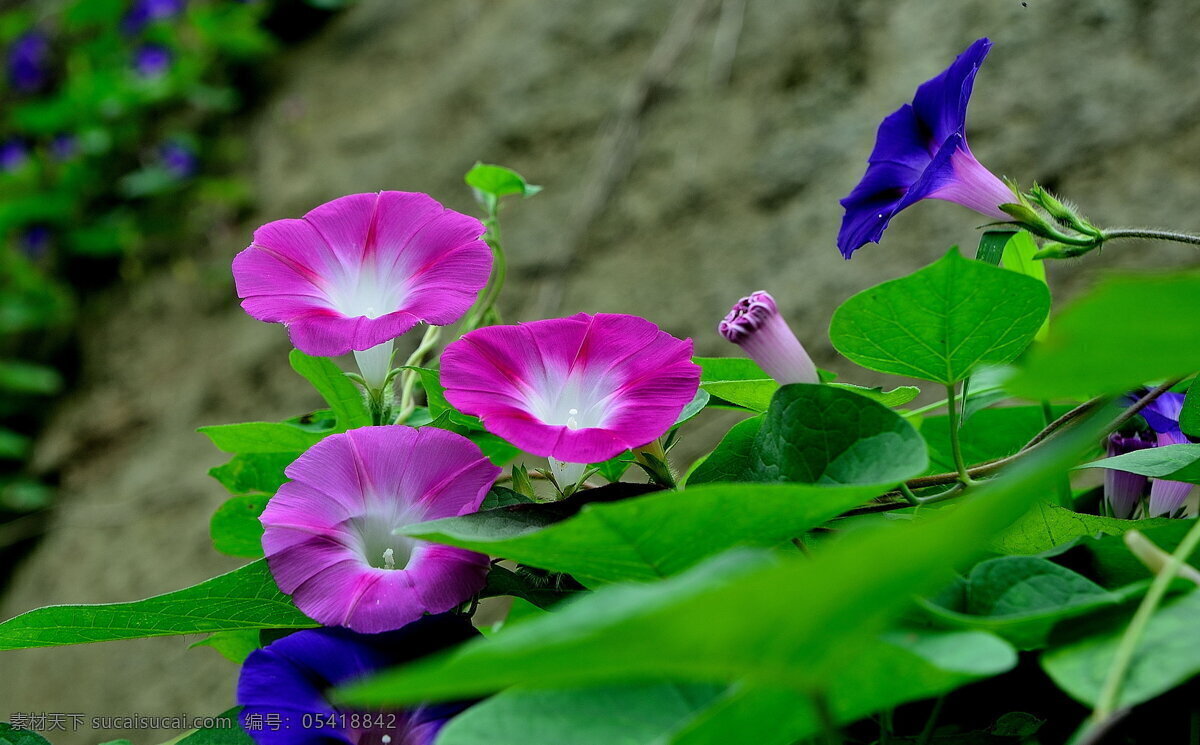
811,691,842,745
392,325,442,425
462,208,506,332
1102,228,1200,247
944,383,976,486
1087,517,1200,728
917,695,946,745
1043,400,1074,508
898,483,921,506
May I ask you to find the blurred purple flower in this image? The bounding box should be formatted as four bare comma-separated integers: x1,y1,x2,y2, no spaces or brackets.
49,133,76,161
0,139,29,172
159,140,197,179
719,290,818,385
260,426,499,633
122,0,186,35
133,43,172,78
838,38,1013,258
7,31,50,93
237,615,479,745
18,225,52,261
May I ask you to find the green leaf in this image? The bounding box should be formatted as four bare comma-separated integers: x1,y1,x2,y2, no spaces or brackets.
1181,378,1200,439
919,406,1056,476
480,565,580,610
210,494,269,558
0,561,316,650
675,388,711,425
289,350,372,430
1043,589,1200,708
208,452,298,495
828,382,920,408
411,367,481,429
404,481,887,584
198,422,327,454
0,360,62,395
1079,443,1200,484
975,230,1010,265
829,247,1051,384
0,427,30,460
190,629,262,663
0,724,50,745
175,709,250,745
695,357,777,411
1008,271,1200,398
481,486,536,510
991,503,1173,555
464,163,542,199
437,683,727,745
687,416,761,485
338,417,1099,706
693,384,927,486
669,630,1015,745
919,556,1144,650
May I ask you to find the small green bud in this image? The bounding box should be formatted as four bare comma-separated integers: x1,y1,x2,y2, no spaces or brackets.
510,464,536,499
1032,241,1093,260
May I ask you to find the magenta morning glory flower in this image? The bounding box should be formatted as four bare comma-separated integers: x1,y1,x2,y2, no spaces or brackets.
232,191,490,389
260,425,500,633
838,38,1014,258
719,291,818,385
440,313,700,479
238,615,478,745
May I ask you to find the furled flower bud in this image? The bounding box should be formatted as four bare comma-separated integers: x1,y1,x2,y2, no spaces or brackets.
1104,431,1154,519
719,291,818,385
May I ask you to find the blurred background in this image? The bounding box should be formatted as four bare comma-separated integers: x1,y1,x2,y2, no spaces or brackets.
1,0,1199,741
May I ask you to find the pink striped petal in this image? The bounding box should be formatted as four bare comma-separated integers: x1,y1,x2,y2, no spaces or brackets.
441,313,700,463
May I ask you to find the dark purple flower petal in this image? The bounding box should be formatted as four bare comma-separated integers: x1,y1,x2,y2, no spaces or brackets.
133,44,173,78
1104,431,1154,519
838,38,1011,258
237,616,479,745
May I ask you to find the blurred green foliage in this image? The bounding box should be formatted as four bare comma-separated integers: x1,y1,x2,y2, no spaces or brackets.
0,0,342,535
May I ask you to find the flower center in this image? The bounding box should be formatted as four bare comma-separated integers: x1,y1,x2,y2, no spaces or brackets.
326,264,407,320
526,373,617,430
348,510,420,570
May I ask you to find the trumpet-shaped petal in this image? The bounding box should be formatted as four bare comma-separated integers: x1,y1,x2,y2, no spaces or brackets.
838,38,1012,258
1103,432,1154,519
237,615,478,745
234,192,491,357
441,313,701,464
260,426,500,633
719,291,818,385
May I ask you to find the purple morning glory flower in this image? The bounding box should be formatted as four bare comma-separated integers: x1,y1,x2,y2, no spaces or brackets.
7,31,50,93
1104,392,1195,518
441,313,701,473
232,191,491,387
1138,392,1194,517
1103,431,1155,519
0,139,29,172
18,225,53,260
237,615,479,745
49,133,76,161
719,291,818,385
133,43,172,78
837,38,1014,258
122,0,186,35
159,140,197,179
260,426,500,634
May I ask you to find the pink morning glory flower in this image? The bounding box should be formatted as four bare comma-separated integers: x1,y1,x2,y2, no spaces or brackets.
232,191,491,388
440,313,701,474
719,291,818,385
260,425,500,634
838,38,1014,258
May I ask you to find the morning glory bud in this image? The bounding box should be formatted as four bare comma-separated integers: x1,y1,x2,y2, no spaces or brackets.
1104,431,1154,519
719,291,819,385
